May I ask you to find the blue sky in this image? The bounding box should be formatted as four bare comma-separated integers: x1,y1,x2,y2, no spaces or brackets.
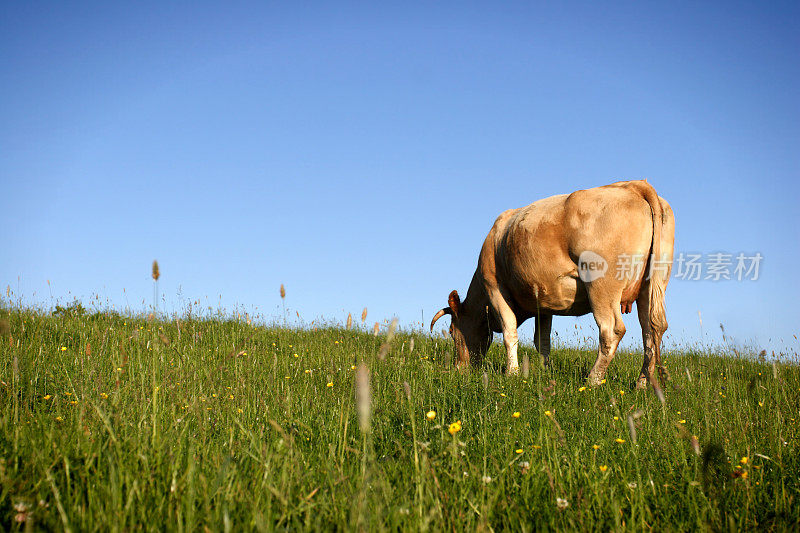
2,2,798,355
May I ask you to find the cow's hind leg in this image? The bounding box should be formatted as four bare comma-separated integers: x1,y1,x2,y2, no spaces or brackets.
534,314,552,367
587,303,626,386
635,284,667,390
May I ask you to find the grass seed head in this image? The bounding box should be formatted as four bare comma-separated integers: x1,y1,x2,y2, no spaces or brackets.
386,317,398,343
355,363,371,433
361,307,367,322
280,284,286,299
346,313,352,330
690,435,701,455
151,260,160,281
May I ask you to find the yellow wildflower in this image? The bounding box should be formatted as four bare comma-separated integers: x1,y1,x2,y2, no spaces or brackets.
100,393,108,399
515,448,523,454
60,347,67,351
448,420,462,435
326,382,334,388
613,416,619,421
237,408,243,414
544,410,552,417
599,465,608,472
740,457,748,465
55,416,63,421
426,410,436,421
592,444,600,450
679,419,686,424
615,438,626,443
500,393,506,397
512,411,521,418
43,395,51,400
578,386,586,392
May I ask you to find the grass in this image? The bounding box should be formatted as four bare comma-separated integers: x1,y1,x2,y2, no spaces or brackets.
0,303,798,531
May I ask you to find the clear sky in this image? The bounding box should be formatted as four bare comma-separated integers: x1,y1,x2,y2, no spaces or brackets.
2,2,798,356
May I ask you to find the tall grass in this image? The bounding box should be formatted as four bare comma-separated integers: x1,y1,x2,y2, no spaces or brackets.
0,303,797,530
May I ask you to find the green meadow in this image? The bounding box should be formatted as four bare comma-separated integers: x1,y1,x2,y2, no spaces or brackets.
1,303,798,531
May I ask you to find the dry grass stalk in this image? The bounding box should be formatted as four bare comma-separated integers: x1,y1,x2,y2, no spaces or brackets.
373,322,380,336
627,410,644,444
346,313,352,330
409,337,414,354
356,363,371,433
522,353,530,378
361,307,368,322
403,381,411,400
151,260,160,281
280,284,286,299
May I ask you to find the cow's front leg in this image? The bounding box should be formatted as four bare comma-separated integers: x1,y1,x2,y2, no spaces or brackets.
486,290,520,375
503,325,520,375
534,314,552,367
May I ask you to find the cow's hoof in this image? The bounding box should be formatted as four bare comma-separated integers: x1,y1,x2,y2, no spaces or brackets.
587,374,604,387
507,365,520,376
635,377,648,390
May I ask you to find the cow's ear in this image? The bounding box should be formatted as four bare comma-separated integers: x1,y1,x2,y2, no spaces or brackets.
448,290,462,318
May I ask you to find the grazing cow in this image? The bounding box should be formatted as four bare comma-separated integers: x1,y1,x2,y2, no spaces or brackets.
430,180,675,389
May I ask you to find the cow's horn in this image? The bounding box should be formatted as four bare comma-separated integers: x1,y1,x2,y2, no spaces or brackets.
430,308,451,332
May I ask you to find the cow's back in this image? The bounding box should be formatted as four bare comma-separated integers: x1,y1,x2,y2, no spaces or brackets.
484,181,658,316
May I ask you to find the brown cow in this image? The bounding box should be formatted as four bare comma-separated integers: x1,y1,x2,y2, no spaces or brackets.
430,180,675,389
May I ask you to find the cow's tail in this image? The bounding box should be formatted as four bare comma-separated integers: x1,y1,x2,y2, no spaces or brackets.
635,181,668,334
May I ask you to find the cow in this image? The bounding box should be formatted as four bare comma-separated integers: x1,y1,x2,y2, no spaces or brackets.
430,180,675,389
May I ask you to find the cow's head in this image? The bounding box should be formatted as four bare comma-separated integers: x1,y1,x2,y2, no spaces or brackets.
430,290,492,366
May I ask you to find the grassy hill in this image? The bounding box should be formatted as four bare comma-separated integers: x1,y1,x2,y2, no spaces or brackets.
1,306,798,530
